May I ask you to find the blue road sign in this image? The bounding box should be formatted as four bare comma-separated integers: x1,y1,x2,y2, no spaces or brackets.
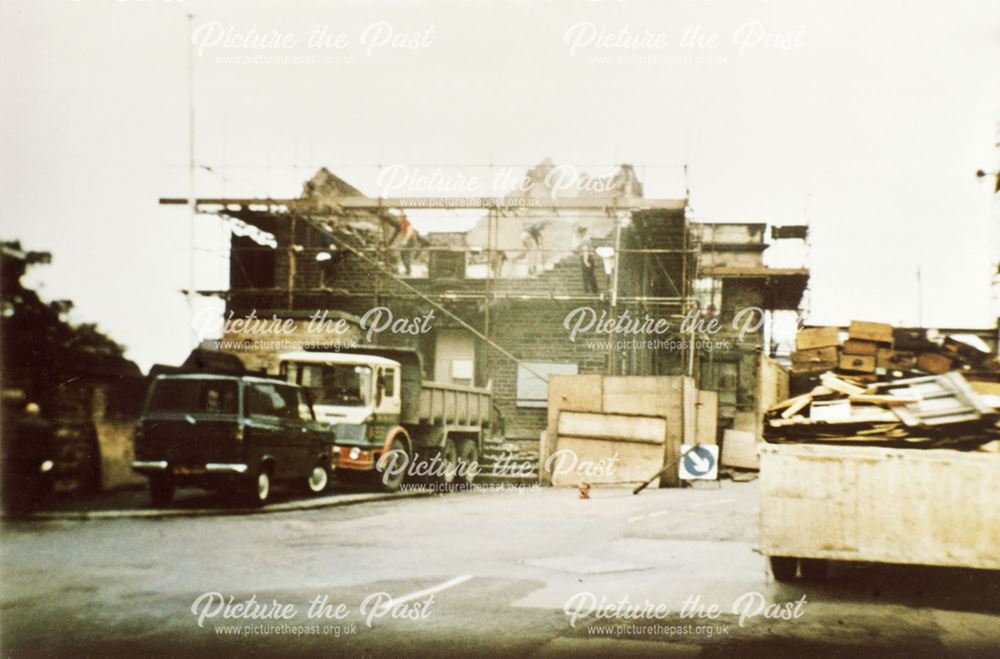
679,444,718,480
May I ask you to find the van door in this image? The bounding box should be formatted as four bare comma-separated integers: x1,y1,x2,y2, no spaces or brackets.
292,387,326,469
278,383,320,475
245,382,298,479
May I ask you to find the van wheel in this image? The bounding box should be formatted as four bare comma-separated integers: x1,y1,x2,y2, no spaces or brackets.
456,440,479,487
246,465,271,506
306,464,330,494
380,438,408,492
149,476,174,507
769,556,798,582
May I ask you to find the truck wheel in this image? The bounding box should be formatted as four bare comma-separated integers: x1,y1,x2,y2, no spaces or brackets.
769,556,798,582
380,438,408,492
800,558,828,581
246,464,271,506
149,475,175,507
305,464,330,495
439,438,458,488
456,440,479,487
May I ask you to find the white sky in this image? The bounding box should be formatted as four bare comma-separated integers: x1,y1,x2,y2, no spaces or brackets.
1,0,998,371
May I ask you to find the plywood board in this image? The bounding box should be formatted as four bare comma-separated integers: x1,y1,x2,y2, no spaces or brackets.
603,375,694,488
549,436,663,487
543,374,694,488
759,444,1000,569
542,374,603,483
721,429,759,470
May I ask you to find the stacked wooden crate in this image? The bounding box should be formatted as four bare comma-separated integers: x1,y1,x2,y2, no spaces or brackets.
791,321,994,394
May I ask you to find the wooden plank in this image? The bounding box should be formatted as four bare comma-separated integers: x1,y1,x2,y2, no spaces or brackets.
557,411,667,444
695,390,718,445
848,394,921,405
820,372,866,396
780,393,812,419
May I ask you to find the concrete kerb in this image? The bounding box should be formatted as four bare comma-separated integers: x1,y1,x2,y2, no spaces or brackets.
15,489,435,522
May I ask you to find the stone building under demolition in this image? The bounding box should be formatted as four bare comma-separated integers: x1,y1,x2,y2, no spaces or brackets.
165,162,809,442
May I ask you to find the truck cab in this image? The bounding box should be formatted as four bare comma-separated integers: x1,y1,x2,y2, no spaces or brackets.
279,347,494,492
279,352,405,474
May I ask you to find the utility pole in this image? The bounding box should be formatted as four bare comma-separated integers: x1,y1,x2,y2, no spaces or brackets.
187,12,197,347
608,210,622,375
916,265,924,327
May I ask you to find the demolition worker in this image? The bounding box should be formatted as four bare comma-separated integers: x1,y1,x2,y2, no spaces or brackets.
520,219,547,275
397,213,418,276
577,225,599,294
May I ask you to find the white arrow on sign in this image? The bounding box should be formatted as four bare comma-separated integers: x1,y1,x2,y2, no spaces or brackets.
688,450,710,472
679,444,719,481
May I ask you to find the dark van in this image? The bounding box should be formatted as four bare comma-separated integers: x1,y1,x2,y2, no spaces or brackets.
132,374,334,506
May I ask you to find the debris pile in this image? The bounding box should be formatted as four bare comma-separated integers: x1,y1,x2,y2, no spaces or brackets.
766,321,1000,450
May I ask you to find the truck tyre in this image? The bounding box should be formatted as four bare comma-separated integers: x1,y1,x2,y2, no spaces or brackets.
800,558,828,581
380,438,408,492
769,556,798,582
305,464,330,495
456,439,479,487
246,464,271,506
149,475,175,507
439,438,458,489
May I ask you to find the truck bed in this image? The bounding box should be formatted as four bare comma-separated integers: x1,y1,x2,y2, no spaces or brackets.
759,443,1000,570
407,380,492,430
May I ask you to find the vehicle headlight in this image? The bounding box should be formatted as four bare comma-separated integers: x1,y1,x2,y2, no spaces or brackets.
349,447,361,460
40,460,54,473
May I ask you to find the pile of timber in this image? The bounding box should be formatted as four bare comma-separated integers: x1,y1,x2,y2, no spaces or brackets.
791,321,997,383
766,321,1000,450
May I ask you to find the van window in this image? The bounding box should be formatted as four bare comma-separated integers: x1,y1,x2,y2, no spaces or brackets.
148,379,238,415
248,383,299,419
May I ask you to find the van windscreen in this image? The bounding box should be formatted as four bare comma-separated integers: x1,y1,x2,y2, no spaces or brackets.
148,379,238,414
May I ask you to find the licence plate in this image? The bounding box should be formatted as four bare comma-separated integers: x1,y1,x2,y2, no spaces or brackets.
174,466,206,476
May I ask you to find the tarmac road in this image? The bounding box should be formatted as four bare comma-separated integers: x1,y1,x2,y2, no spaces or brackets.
2,481,999,658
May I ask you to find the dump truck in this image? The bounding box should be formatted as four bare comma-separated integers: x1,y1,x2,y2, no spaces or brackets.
759,443,1000,581
278,347,496,491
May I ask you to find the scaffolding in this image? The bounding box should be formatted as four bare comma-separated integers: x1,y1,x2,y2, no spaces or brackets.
160,193,702,377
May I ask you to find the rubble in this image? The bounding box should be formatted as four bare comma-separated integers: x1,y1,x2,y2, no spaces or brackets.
765,321,1000,450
